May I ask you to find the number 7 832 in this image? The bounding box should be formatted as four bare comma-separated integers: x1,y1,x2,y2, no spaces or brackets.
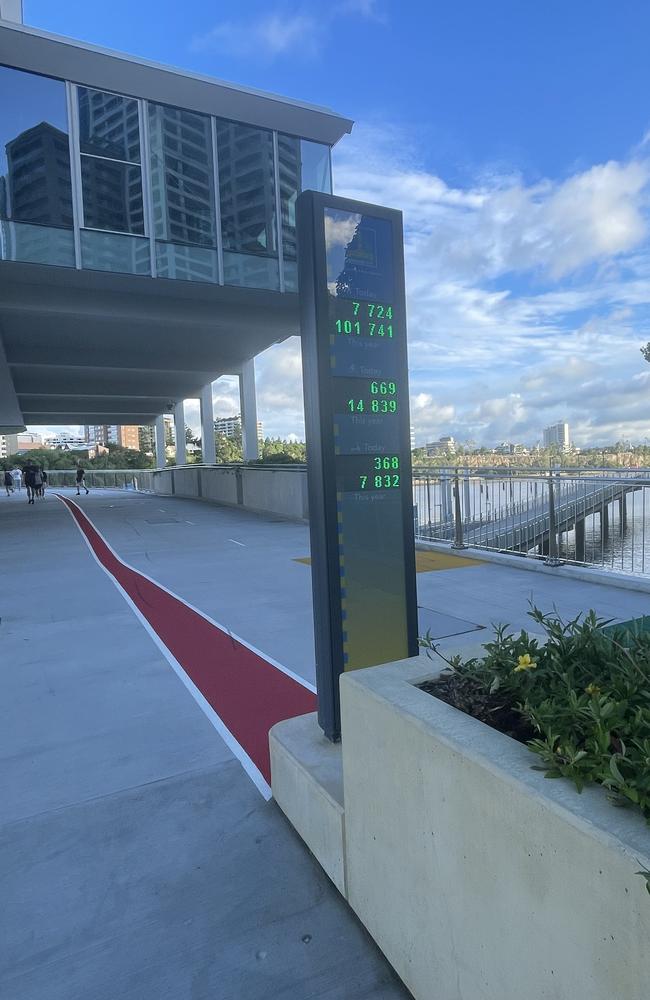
359,473,401,489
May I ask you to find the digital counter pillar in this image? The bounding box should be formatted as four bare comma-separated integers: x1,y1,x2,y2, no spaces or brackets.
298,191,418,741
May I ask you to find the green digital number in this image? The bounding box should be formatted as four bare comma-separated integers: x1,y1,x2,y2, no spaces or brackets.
353,301,360,316
347,398,364,413
374,456,400,470
367,303,393,319
370,381,397,396
370,473,401,489
371,400,398,414
336,319,361,335
359,475,367,489
369,323,394,338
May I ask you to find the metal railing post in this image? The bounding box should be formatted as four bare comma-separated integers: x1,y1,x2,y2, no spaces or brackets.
545,475,561,566
451,470,467,549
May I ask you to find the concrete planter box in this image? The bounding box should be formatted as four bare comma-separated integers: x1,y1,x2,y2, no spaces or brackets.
339,655,650,1000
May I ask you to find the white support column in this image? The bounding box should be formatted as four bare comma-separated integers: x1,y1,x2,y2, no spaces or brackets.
239,358,259,462
174,401,186,466
154,415,166,468
200,383,216,465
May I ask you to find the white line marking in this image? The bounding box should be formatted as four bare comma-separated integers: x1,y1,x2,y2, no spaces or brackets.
185,521,196,525
54,495,278,799
228,538,246,547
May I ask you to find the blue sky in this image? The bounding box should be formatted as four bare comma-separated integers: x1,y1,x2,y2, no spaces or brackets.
25,0,650,447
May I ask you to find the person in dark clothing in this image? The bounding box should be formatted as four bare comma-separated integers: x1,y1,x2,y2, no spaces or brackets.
76,465,89,495
40,469,48,497
33,466,43,498
23,464,36,504
3,469,13,496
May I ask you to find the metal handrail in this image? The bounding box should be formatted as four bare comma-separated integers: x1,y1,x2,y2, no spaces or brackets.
412,467,650,578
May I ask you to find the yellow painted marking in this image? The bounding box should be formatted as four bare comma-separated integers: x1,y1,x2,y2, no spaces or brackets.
293,550,484,572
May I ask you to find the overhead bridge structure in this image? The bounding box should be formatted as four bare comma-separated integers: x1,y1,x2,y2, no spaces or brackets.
0,15,353,460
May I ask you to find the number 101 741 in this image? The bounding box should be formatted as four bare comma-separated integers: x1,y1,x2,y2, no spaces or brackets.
335,318,393,338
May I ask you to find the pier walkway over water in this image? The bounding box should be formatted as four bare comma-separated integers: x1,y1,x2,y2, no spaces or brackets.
2,487,649,1000
414,466,650,572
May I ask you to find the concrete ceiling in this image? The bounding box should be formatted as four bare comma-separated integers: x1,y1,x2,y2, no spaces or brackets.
0,260,300,429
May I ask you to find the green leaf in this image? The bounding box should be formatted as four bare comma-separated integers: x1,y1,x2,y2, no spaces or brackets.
610,756,625,784
635,866,650,895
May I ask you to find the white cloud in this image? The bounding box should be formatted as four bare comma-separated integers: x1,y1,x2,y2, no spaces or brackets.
331,125,650,447
25,424,84,440
336,130,649,283
335,0,386,23
191,13,321,59
191,1,386,60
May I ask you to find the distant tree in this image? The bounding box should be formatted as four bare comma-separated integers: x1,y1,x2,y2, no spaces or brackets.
641,343,650,364
216,432,242,464
6,445,154,470
259,437,306,464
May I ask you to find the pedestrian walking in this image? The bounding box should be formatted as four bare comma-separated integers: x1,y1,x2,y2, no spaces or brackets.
4,468,13,496
40,469,48,496
11,467,21,492
23,463,36,504
33,465,43,498
76,465,89,495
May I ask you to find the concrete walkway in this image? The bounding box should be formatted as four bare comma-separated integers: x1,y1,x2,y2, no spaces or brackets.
48,488,650,675
0,491,409,1000
3,488,648,1000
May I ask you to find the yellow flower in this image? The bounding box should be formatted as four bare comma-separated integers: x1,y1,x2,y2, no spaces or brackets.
514,653,537,673
585,683,601,698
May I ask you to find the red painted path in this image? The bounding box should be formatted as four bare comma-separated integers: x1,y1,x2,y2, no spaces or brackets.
56,495,317,787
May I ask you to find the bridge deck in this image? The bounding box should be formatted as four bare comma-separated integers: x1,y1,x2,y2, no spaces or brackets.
2,488,648,999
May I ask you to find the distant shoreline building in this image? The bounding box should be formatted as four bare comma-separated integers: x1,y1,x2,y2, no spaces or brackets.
3,430,43,453
44,433,87,449
425,435,456,456
84,424,142,449
214,414,263,441
543,421,570,452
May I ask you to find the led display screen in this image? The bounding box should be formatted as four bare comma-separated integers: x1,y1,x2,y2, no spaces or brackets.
298,193,418,740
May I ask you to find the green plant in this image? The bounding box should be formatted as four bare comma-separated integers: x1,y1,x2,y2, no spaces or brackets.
420,608,650,823
636,864,650,895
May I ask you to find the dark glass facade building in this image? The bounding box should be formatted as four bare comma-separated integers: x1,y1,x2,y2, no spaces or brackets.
0,63,333,289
